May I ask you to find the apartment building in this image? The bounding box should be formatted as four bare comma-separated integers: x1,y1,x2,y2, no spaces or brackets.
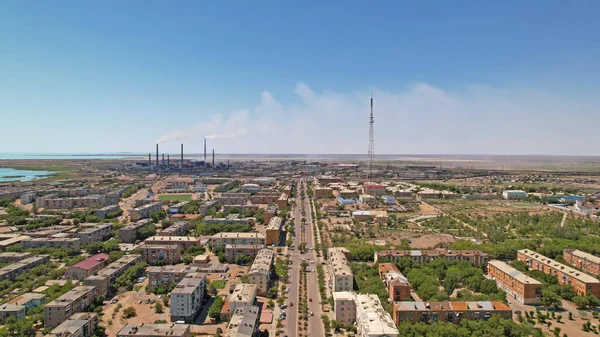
264,206,277,225
317,175,343,184
66,253,110,281
84,255,142,297
487,260,541,304
0,255,50,281
140,245,181,265
130,201,162,221
394,301,512,325
363,183,387,196
74,223,113,246
170,273,207,323
217,193,250,205
378,263,411,301
283,185,292,197
265,216,283,246
0,292,45,323
44,286,98,328
147,265,206,291
517,249,600,297
204,214,250,225
117,324,191,337
229,284,257,314
0,252,31,263
95,204,120,219
564,249,600,276
356,294,398,337
37,195,107,210
118,219,152,243
225,244,263,262
211,232,265,247
252,177,276,186
248,249,275,295
168,202,190,214
22,238,81,251
250,193,279,204
375,249,488,267
158,221,188,236
332,291,356,324
328,248,353,292
144,236,202,250
277,194,288,210
241,183,261,192
198,200,220,215
225,305,259,337
314,186,333,198
502,190,528,200
48,312,98,337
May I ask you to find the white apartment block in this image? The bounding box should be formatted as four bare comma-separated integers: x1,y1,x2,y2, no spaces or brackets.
328,247,353,292
248,249,274,295
170,273,207,323
211,232,265,247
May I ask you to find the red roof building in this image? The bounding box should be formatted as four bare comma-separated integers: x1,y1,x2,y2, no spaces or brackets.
65,254,109,281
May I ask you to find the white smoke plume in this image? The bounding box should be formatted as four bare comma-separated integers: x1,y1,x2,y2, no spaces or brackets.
205,128,248,140
157,131,190,144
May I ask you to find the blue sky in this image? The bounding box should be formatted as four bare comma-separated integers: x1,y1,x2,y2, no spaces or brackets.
1,1,600,155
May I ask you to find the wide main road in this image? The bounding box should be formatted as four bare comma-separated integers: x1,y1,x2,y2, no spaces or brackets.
301,180,326,337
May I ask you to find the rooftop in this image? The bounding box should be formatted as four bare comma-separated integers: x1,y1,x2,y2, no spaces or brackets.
117,323,190,336
488,260,541,285
171,273,206,294
230,284,257,303
519,249,600,284
71,253,109,271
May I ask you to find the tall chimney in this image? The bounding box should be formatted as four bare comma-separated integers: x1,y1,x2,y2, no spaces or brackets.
162,153,165,165
167,154,170,167
228,159,230,170
181,144,184,168
148,153,151,166
204,138,207,162
156,144,159,166
212,149,215,167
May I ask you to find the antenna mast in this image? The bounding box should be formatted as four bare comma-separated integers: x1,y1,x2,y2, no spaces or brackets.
368,94,375,176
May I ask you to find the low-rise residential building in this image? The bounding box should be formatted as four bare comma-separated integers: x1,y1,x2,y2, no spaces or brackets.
44,286,98,328
332,291,356,324
487,260,542,305
352,210,389,223
264,206,277,225
144,236,202,250
517,249,600,297
277,194,288,210
248,249,274,295
22,238,81,251
147,265,206,291
225,244,263,262
168,201,190,214
317,175,343,184
252,177,276,186
0,252,31,263
0,255,50,281
130,201,162,221
241,183,261,192
356,294,398,337
211,232,265,247
83,255,142,297
393,301,512,325
502,190,528,200
378,263,411,301
117,324,191,337
48,312,98,337
140,244,181,265
225,305,260,337
314,186,333,198
157,221,188,236
228,284,257,315
204,214,250,225
374,249,488,267
328,248,353,292
0,292,45,323
66,253,110,281
95,205,120,219
250,192,280,204
382,195,396,205
564,249,600,277
170,273,207,323
118,219,152,243
363,183,387,196
265,216,282,246
74,223,113,246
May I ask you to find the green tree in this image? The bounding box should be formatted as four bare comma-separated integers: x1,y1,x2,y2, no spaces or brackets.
155,302,163,313
541,288,562,309
123,307,136,318
208,297,225,322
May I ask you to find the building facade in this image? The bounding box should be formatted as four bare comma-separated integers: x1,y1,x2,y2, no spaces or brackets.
66,253,110,281
375,249,488,267
378,263,411,301
83,255,142,297
248,249,274,295
141,245,181,265
394,301,512,325
328,248,353,292
564,249,600,277
487,260,542,305
44,286,98,328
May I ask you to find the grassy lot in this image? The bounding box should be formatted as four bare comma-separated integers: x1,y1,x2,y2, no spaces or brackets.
158,194,192,202
210,280,227,289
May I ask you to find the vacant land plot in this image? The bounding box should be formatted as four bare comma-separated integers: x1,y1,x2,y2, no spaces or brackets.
158,194,193,201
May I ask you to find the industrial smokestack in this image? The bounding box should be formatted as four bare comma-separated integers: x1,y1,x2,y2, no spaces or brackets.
167,155,170,167
204,138,207,163
156,144,159,166
181,144,184,169
227,159,230,170
212,149,215,167
148,153,151,166
162,153,165,165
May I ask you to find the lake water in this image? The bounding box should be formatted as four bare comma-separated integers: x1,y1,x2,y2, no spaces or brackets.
0,153,142,160
0,168,55,182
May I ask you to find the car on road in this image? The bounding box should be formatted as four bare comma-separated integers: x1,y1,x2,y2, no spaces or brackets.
309,298,312,302
111,299,119,304
138,300,142,304
280,304,287,309
310,311,314,316
290,302,294,307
